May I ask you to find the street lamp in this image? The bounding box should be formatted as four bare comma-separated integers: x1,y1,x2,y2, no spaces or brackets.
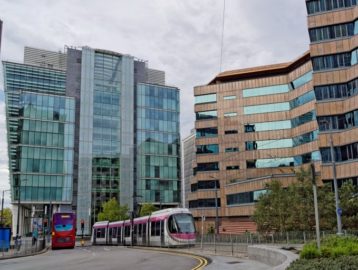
1,189,11,226
320,120,342,235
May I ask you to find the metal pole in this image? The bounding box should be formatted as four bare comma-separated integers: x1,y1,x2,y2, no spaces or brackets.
1,190,4,226
215,181,219,235
311,163,320,249
329,133,343,235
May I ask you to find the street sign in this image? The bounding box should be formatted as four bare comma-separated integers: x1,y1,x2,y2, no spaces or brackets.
337,208,342,216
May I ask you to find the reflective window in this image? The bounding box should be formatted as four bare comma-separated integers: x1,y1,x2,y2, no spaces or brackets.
243,84,289,98
191,180,220,192
312,50,354,71
318,109,358,131
289,91,316,108
196,144,219,154
309,21,355,42
224,112,237,117
246,151,321,169
314,78,358,100
225,130,238,134
306,0,357,14
291,71,313,89
227,190,267,206
195,162,219,173
244,102,290,115
226,165,240,170
196,127,218,138
225,147,239,152
321,142,358,163
189,198,221,208
224,95,236,100
245,131,318,150
195,93,217,104
196,110,217,120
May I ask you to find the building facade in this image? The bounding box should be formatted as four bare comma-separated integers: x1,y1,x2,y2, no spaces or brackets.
306,0,358,187
3,60,75,236
191,52,322,234
3,46,180,235
181,129,195,208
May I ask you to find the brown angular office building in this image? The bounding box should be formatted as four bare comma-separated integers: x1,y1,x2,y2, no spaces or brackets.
189,0,358,234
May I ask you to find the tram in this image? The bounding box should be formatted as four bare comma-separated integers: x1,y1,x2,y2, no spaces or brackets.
91,208,196,247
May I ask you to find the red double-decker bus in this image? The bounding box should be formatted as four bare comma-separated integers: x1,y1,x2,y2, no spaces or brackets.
52,212,76,249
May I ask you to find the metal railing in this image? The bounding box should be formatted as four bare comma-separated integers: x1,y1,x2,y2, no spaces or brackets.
181,230,358,257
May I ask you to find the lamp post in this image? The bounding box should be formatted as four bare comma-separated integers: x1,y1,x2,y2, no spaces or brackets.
1,189,10,226
320,120,342,235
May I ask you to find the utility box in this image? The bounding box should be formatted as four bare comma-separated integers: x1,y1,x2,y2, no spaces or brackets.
0,227,11,251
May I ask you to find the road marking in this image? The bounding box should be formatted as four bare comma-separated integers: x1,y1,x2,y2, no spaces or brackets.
103,247,110,251
129,247,208,270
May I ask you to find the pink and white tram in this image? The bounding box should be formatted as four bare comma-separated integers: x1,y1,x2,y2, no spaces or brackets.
91,208,196,247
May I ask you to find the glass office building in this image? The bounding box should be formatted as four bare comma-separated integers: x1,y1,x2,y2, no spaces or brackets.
3,61,75,235
65,47,180,234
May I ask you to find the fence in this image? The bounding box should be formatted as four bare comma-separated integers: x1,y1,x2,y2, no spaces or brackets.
0,237,46,259
182,230,358,257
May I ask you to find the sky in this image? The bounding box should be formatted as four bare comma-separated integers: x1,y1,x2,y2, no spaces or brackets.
0,0,310,207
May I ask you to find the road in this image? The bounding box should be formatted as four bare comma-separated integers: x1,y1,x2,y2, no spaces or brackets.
0,246,200,270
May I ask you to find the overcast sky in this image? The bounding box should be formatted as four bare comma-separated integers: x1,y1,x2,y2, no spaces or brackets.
0,0,310,206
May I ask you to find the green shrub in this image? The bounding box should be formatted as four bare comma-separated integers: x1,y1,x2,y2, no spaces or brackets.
300,243,320,259
331,246,349,258
287,256,358,270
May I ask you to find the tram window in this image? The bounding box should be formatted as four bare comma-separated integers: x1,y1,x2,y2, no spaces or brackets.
160,221,164,235
155,221,160,236
109,228,113,238
168,216,178,233
138,224,142,237
143,224,147,235
151,222,156,236
124,226,130,237
96,229,101,238
113,228,117,238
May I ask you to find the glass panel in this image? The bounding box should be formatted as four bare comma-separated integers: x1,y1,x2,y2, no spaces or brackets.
196,110,217,120
243,84,289,98
244,102,290,115
195,93,217,104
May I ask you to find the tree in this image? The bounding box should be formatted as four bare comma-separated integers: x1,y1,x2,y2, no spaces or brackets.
339,181,358,230
97,198,129,222
1,208,12,227
139,203,157,217
253,167,335,233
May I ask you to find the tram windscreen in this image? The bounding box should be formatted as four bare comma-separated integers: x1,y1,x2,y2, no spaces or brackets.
169,214,195,233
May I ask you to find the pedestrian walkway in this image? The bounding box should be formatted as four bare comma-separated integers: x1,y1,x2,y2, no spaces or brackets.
205,255,272,270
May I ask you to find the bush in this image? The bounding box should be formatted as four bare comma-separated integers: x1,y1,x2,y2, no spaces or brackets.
300,243,320,259
287,256,358,270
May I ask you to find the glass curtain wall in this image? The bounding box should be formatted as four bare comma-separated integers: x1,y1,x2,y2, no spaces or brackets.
91,52,122,217
136,84,180,205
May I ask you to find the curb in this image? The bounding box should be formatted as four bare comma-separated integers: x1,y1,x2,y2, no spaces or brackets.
0,246,50,261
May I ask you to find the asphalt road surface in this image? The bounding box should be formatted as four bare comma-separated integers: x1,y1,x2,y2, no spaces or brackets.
1,246,201,270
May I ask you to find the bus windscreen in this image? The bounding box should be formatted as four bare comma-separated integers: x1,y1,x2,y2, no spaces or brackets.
53,214,75,232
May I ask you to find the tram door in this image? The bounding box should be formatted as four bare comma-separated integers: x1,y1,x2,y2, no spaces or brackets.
160,220,164,246
109,228,112,245
142,224,147,246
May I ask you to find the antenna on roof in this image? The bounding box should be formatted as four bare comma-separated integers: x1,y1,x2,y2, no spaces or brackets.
219,0,226,73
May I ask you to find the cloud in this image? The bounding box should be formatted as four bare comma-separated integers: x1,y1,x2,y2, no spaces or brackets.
0,0,310,192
